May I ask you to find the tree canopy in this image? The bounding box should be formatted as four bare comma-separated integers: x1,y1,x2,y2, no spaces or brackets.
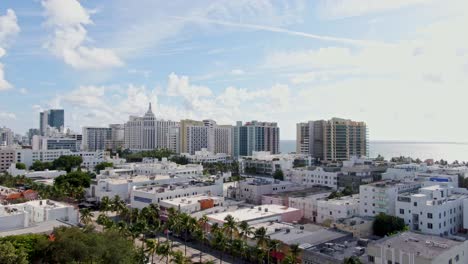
273,169,284,180
52,156,83,172
54,170,91,189
15,163,26,170
121,148,174,162
94,162,113,174
373,213,407,237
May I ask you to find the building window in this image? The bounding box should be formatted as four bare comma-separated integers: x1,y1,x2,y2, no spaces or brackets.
368,256,375,263
400,209,404,214
427,223,433,229
428,213,433,219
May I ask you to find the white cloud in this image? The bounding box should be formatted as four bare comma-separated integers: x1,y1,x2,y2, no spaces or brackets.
317,0,433,19
260,0,468,140
41,0,123,70
0,111,16,120
230,69,245,75
45,73,293,133
0,9,20,91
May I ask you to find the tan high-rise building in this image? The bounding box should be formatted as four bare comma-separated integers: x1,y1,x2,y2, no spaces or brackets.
296,118,367,161
179,119,232,155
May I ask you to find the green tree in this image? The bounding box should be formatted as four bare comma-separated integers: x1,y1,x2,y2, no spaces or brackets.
222,214,238,256
52,155,83,172
373,213,407,237
43,227,138,263
0,234,49,262
273,169,284,180
288,244,301,264
0,241,28,264
254,227,270,249
55,170,91,189
15,163,26,170
79,208,94,226
29,160,53,171
94,162,113,174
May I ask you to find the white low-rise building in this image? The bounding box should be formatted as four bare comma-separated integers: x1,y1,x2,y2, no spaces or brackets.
240,151,311,175
288,192,332,223
359,180,422,217
159,194,225,214
396,185,467,236
229,177,304,204
130,175,225,209
367,231,468,264
14,149,106,170
207,204,302,225
0,199,78,232
119,158,203,177
181,148,229,164
88,174,186,202
8,163,66,178
285,166,339,189
316,195,359,224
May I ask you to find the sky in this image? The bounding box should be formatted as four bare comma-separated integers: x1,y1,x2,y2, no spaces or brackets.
0,0,467,141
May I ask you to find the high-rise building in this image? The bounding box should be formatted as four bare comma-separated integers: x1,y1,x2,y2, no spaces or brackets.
124,103,179,151
106,124,125,152
179,119,232,155
0,127,14,146
233,120,280,157
27,128,41,145
32,135,79,152
40,109,64,136
82,127,112,151
296,118,367,161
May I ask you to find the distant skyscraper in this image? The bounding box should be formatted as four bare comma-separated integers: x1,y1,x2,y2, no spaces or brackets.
82,127,112,151
124,103,179,151
40,109,64,135
233,121,280,157
106,124,125,151
0,127,14,146
27,128,41,145
297,118,368,161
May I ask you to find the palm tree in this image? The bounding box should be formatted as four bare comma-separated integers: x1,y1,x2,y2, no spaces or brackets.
171,251,192,264
288,244,301,264
79,208,94,226
211,230,227,264
96,213,113,229
100,196,112,216
238,221,254,240
157,241,172,264
145,239,158,264
223,214,237,241
117,220,130,237
254,227,270,249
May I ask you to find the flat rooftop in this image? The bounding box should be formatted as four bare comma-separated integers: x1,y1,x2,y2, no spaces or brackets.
207,204,299,223
321,195,359,206
266,224,350,246
134,179,218,193
370,232,464,259
160,194,223,207
0,220,73,237
262,187,332,198
102,174,173,184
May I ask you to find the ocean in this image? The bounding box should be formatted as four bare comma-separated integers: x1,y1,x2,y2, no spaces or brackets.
280,140,468,163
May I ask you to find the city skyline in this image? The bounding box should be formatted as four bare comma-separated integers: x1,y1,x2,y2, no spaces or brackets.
0,0,468,141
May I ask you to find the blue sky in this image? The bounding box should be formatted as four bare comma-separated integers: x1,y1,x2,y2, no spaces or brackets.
0,0,467,141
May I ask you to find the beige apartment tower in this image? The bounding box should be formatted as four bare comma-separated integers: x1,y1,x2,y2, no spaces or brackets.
297,118,367,161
